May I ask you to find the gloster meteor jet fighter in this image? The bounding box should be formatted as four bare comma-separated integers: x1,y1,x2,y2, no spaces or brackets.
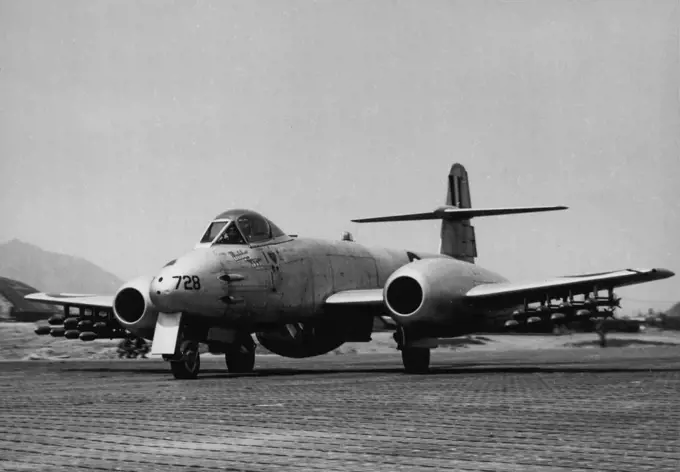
27,164,674,379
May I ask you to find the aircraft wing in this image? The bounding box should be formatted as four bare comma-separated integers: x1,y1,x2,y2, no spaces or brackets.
24,293,114,309
324,289,384,305
465,268,674,306
324,289,391,328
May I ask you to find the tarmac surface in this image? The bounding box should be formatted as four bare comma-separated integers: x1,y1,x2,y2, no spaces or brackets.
0,347,679,472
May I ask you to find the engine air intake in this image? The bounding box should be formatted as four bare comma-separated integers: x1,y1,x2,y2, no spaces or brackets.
114,288,146,323
386,276,423,316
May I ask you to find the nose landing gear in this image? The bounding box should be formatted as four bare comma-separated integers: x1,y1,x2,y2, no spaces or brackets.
168,340,201,379
164,329,257,379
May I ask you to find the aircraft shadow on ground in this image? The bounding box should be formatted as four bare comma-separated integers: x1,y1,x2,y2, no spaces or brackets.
59,361,680,378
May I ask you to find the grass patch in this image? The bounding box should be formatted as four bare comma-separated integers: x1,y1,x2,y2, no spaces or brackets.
438,336,490,350
567,339,680,348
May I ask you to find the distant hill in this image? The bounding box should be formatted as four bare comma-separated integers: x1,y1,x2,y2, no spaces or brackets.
661,302,680,330
666,302,680,319
0,239,123,294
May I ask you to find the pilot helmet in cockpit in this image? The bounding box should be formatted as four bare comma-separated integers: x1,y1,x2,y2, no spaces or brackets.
218,223,244,244
225,224,242,241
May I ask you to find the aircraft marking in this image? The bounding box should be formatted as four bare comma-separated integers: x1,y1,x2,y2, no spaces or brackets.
172,275,201,290
228,250,265,268
228,250,250,261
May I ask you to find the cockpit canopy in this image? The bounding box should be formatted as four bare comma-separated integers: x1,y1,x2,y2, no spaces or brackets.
199,221,228,244
197,209,287,247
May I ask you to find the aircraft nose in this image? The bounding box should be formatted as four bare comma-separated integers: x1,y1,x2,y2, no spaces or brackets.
149,269,182,312
149,251,211,312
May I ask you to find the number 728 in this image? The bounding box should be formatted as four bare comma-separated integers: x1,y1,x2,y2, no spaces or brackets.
172,275,201,290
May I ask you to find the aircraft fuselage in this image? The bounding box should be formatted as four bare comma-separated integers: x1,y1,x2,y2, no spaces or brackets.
149,236,508,328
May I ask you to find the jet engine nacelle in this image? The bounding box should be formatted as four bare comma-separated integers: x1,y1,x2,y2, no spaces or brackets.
256,322,345,358
112,275,158,340
383,258,471,326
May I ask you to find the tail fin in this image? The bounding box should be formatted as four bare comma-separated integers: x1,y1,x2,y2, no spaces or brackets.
351,163,568,264
441,163,476,263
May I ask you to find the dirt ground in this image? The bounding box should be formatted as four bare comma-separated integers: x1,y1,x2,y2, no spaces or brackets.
1,322,679,361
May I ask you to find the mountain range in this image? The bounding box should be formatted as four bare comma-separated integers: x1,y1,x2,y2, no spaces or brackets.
0,239,123,294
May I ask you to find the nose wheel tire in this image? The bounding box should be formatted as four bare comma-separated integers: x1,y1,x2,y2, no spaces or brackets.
225,348,255,373
401,347,430,374
170,341,201,379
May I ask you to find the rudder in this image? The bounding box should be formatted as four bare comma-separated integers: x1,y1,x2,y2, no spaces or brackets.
440,164,477,263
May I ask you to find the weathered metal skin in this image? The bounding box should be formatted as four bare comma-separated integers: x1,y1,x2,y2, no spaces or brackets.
246,240,438,358
153,238,443,321
156,225,506,318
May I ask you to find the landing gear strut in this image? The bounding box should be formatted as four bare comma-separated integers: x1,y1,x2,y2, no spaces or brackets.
395,327,431,374
225,333,256,373
169,340,201,380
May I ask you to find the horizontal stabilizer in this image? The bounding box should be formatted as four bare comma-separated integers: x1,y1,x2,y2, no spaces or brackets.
351,205,568,223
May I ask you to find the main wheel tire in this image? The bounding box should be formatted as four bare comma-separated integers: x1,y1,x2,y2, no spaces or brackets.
225,348,255,373
401,347,430,374
170,346,201,379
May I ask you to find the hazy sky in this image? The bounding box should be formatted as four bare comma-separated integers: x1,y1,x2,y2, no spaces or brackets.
1,0,678,313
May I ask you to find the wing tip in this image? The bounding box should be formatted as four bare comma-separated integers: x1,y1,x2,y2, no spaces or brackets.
625,268,675,279
651,268,675,279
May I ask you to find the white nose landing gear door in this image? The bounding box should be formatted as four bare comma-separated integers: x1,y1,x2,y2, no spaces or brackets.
150,312,183,355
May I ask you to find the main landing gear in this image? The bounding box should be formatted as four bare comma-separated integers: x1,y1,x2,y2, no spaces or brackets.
224,334,256,374
395,327,431,374
401,348,431,374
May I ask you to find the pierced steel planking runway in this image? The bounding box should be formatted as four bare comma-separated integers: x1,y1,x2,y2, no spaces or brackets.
1,347,679,472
